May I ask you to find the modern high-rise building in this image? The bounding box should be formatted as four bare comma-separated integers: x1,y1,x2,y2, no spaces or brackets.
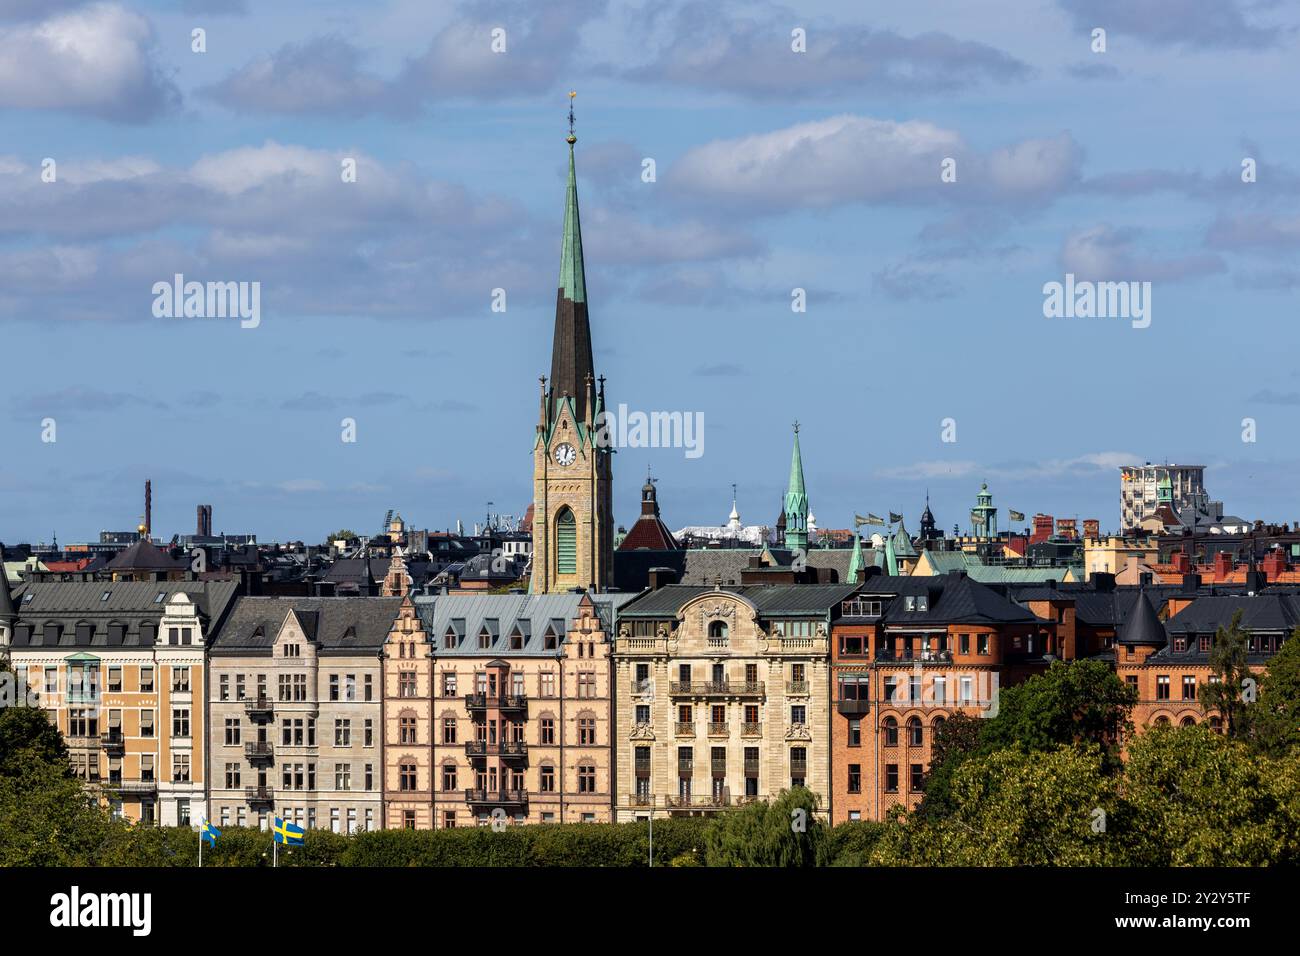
1119,463,1218,531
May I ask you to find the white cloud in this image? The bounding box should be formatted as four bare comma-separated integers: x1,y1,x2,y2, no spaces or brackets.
0,3,179,121
1061,223,1225,281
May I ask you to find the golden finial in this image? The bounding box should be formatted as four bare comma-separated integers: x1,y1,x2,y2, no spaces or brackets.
567,91,577,144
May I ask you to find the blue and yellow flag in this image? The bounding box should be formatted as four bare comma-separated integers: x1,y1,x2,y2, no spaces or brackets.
201,819,221,847
272,816,305,845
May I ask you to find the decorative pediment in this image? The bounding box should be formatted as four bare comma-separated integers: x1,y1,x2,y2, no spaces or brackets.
785,723,812,741
629,722,656,741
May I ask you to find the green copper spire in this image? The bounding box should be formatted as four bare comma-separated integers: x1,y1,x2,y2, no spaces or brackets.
558,97,587,305
847,530,864,583
784,423,809,553
884,530,898,576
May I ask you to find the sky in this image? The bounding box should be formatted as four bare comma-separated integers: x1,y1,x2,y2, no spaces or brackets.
1,0,1299,545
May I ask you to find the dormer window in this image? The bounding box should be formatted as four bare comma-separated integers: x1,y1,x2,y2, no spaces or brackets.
478,627,491,650
283,643,300,657
544,627,559,650
444,628,456,650
510,629,524,650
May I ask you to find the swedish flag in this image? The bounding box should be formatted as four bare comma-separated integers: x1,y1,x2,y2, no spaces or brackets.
272,816,305,845
201,819,221,847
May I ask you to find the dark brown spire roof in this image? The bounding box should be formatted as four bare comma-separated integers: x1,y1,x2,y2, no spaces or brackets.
1117,590,1167,647
104,539,188,572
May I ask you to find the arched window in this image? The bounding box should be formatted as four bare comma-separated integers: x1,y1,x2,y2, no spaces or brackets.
883,716,898,746
932,716,946,735
708,620,728,641
907,716,923,747
1209,715,1223,733
1180,716,1197,727
556,508,577,575
1154,716,1170,727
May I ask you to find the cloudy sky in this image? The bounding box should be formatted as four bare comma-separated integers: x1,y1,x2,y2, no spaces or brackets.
1,0,1298,545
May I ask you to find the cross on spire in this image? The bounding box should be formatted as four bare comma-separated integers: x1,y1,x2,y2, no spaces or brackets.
567,90,577,144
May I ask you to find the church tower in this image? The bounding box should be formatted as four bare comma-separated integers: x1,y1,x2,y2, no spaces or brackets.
783,423,809,554
531,95,614,594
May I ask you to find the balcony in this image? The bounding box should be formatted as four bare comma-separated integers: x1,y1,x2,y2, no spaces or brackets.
790,761,808,778
464,693,528,712
740,722,762,737
66,734,100,749
243,696,274,718
786,680,809,696
465,740,529,759
674,722,695,737
629,678,654,695
666,794,731,810
634,757,651,774
464,788,528,808
710,759,727,774
106,779,156,795
100,729,125,753
744,759,760,775
707,722,728,736
245,785,274,804
669,681,765,698
244,741,274,762
628,793,654,808
837,698,871,716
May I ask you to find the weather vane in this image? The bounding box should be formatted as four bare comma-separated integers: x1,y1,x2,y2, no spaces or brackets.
567,91,577,144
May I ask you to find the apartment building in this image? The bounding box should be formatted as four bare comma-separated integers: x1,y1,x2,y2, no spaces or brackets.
382,590,634,829
830,572,1054,823
206,596,401,833
611,582,854,822
0,576,238,825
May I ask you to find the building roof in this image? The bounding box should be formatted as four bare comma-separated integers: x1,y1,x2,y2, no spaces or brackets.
411,591,637,656
103,539,189,573
210,596,403,655
883,573,1041,626
617,583,857,619
1165,593,1300,635
1117,591,1167,646
5,580,239,649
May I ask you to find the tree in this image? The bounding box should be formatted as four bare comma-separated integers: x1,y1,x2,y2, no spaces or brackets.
1119,725,1284,865
870,745,1117,866
981,660,1136,765
1200,609,1255,738
328,530,357,543
703,788,826,866
0,706,70,780
915,712,982,818
1247,625,1300,757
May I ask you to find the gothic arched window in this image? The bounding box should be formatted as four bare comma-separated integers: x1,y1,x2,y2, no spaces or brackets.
556,508,577,575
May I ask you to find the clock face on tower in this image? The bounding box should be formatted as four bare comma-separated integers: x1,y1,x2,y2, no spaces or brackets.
554,442,577,466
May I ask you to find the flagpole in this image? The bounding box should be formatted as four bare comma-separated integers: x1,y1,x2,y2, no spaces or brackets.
198,824,202,868
273,820,278,869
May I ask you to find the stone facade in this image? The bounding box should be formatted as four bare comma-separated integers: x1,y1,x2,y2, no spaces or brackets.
383,591,632,828
612,583,853,822
206,597,399,833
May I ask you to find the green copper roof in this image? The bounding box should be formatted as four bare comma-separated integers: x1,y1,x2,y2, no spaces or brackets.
784,427,808,518
847,533,864,582
558,144,587,304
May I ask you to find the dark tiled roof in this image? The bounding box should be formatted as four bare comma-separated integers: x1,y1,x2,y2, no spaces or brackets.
6,580,239,648
412,592,638,657
210,596,403,656
1166,593,1300,635
618,583,857,618
881,574,1040,626
1117,591,1167,646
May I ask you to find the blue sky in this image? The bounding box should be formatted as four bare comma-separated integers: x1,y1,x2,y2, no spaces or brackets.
2,0,1299,545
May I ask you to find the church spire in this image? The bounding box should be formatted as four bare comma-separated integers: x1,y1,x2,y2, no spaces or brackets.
549,91,594,425
784,422,809,552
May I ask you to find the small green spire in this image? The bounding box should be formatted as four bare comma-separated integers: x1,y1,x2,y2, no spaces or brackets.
784,422,809,552
847,530,864,583
558,95,587,304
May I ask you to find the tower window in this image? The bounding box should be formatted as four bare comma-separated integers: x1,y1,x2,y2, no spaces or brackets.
556,508,577,575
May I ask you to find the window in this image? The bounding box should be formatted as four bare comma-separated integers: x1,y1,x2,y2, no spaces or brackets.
224,717,241,746
1156,675,1170,700
139,667,153,693
441,672,456,697
540,717,555,745
556,508,577,575
172,753,191,783
910,763,925,793
977,634,990,656
335,719,351,747
577,763,596,793
848,718,861,747
225,763,241,788
790,704,806,725
400,762,417,791
540,765,555,793
399,672,417,698
441,717,456,744
365,764,374,791
140,710,154,737
172,667,190,693
907,716,923,747
539,672,556,697
172,708,190,738
885,764,899,793
959,633,970,654
1182,675,1197,701
335,764,351,791
364,719,373,747
108,667,122,693
708,620,728,641
329,674,339,701
577,672,597,698
364,674,373,702
578,715,596,745
442,764,457,791
883,717,898,746
847,764,861,793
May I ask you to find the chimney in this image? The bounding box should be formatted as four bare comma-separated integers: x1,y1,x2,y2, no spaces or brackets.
648,567,678,591
1262,548,1286,580
1213,551,1233,580
1139,571,1153,587
1245,569,1267,594
1171,551,1189,573
144,479,152,540
1091,572,1115,592
1181,572,1202,593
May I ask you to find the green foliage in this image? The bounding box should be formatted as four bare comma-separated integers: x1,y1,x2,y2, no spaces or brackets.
1247,625,1300,757
702,787,826,867
981,659,1136,764
1200,609,1255,738
871,745,1118,866
0,702,70,780
822,819,887,866
0,755,118,866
